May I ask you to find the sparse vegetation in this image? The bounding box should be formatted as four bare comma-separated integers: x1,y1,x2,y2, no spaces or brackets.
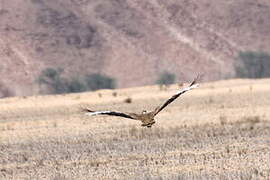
156,71,176,86
219,115,228,125
66,78,87,93
0,83,13,98
156,71,176,90
235,51,270,78
112,92,118,97
38,68,68,94
124,97,132,103
1,79,270,179
84,73,115,91
38,68,116,94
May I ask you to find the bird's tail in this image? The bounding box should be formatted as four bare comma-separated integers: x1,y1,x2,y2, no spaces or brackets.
82,108,97,116
82,107,92,112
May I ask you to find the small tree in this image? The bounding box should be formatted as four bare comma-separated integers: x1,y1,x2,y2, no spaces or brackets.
67,78,87,93
38,68,68,94
156,72,176,90
38,68,117,94
85,73,115,91
235,51,270,78
156,72,175,85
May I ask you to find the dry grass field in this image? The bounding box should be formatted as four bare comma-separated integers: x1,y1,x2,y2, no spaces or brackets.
1,79,270,179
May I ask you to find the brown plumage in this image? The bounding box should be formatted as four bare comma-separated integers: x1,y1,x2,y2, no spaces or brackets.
84,76,200,128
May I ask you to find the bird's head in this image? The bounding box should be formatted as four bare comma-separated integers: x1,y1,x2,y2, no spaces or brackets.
142,110,148,114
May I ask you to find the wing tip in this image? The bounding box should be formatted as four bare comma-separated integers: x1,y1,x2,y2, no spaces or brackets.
190,74,202,87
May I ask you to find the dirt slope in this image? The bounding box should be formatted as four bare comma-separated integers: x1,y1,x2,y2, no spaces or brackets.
0,0,270,96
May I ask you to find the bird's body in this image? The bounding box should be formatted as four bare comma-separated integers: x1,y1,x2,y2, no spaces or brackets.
84,76,200,128
84,109,156,127
136,112,156,127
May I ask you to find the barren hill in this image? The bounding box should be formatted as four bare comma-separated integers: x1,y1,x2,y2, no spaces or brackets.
0,0,270,96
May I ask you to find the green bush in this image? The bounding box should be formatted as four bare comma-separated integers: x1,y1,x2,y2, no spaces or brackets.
38,68,116,94
235,51,270,78
156,72,176,85
85,73,115,91
67,78,87,93
38,68,68,94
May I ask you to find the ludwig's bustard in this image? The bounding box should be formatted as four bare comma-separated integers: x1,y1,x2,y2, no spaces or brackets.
84,76,199,128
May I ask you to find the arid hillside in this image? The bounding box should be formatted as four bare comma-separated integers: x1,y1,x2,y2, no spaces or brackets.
0,0,270,96
1,79,270,179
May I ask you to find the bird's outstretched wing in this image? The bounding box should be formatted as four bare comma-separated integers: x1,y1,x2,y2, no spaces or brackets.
153,76,200,116
83,108,139,120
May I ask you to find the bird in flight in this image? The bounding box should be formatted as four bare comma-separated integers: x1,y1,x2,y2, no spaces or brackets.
84,76,199,128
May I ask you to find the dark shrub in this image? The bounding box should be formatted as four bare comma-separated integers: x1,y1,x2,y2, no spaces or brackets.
38,68,116,94
38,68,68,94
85,73,115,91
156,72,176,85
235,51,270,78
67,78,87,93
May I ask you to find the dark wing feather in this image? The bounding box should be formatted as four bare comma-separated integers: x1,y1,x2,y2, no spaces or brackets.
83,108,139,120
153,77,199,116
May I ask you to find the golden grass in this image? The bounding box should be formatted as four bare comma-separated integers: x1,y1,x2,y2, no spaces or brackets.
1,79,270,179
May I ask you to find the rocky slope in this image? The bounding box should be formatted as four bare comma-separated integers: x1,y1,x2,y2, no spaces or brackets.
0,0,269,96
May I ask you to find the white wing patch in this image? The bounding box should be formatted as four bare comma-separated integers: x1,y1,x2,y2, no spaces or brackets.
176,83,199,94
85,111,111,116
